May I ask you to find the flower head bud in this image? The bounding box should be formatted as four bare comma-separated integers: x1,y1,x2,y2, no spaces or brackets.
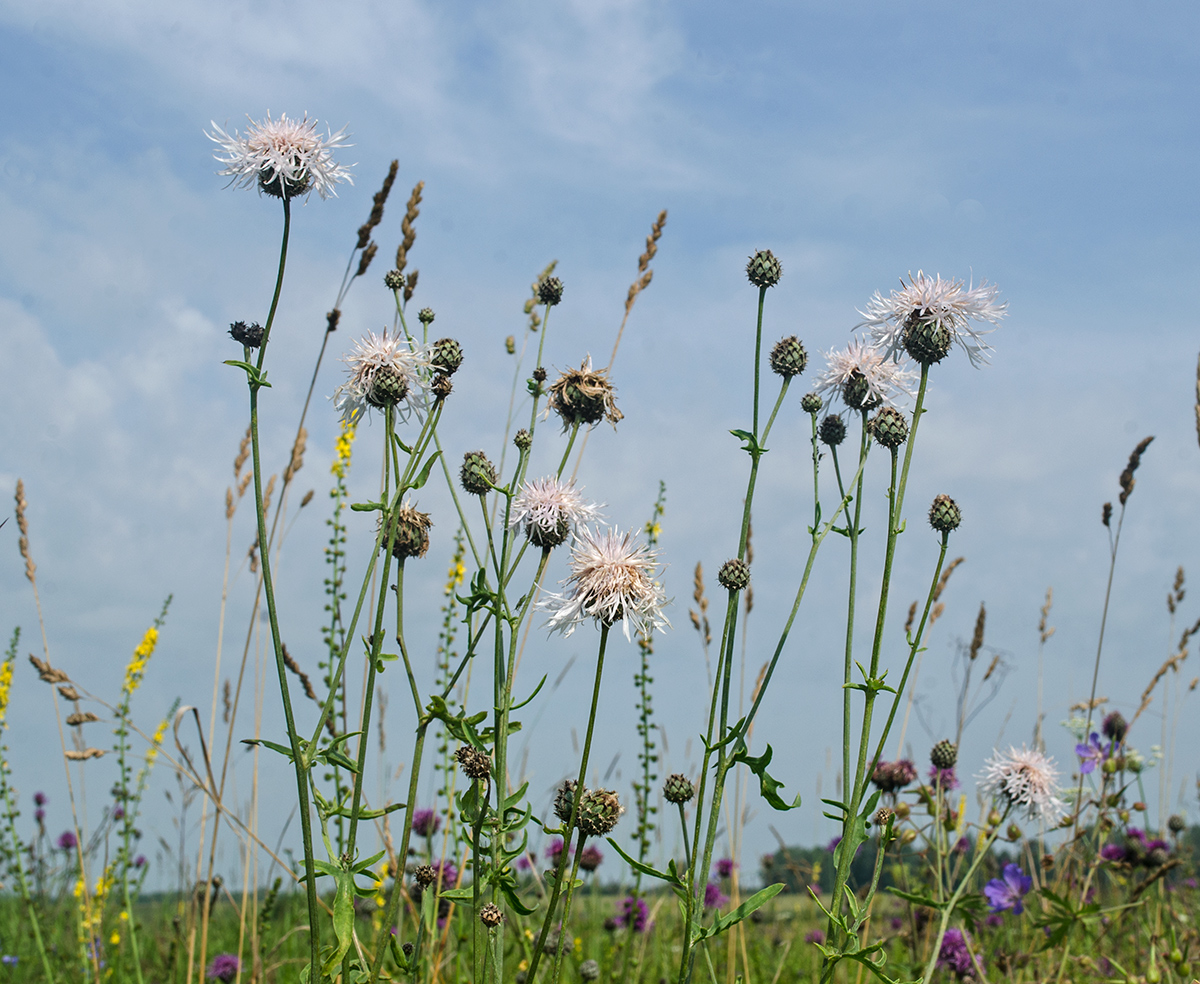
894,801,910,820
1168,814,1186,833
229,321,264,348
987,809,1002,827
414,864,435,888
533,366,547,383
663,773,695,805
717,558,750,593
842,371,882,411
869,407,909,449
367,364,409,408
553,779,579,824
385,502,432,560
431,373,453,401
1102,711,1128,743
874,807,894,828
418,307,436,325
901,312,953,366
547,359,622,430
537,276,564,306
479,903,504,928
576,788,623,837
746,249,782,288
769,336,808,378
514,429,532,452
455,745,491,781
1006,823,1023,841
930,739,958,770
505,335,516,355
800,392,823,414
818,415,846,447
900,829,918,845
384,269,406,291
431,338,463,375
580,959,600,982
928,495,961,534
460,451,497,496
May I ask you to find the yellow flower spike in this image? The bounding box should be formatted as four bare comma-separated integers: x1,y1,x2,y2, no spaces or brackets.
0,658,13,725
122,626,159,696
331,422,358,479
110,931,120,946
955,794,967,834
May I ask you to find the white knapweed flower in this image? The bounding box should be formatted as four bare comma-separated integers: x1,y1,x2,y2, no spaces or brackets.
334,329,428,423
979,746,1066,823
510,478,601,549
858,271,1006,367
207,113,353,200
813,338,917,411
540,526,670,640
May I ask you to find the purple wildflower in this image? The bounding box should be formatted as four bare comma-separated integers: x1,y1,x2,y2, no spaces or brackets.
134,855,147,868
890,917,903,931
206,952,240,983
33,792,46,807
617,896,648,932
546,837,565,864
715,857,736,879
704,882,728,910
433,859,458,887
579,845,604,872
57,830,77,851
516,854,532,871
937,927,980,976
983,863,1032,914
1,956,16,966
34,809,45,823
804,929,825,944
929,765,960,791
985,914,1003,928
112,807,125,821
1100,843,1127,863
1075,733,1109,775
953,836,971,854
412,808,441,838
1101,711,1127,743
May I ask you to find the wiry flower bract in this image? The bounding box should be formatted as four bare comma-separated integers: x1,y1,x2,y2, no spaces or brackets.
334,329,428,423
510,477,601,549
813,338,917,411
979,746,1066,823
540,526,669,640
207,113,353,200
859,271,1006,367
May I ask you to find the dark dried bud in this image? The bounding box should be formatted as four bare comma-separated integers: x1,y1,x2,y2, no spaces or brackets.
537,277,564,306
514,429,532,452
928,495,961,534
800,392,823,414
418,307,436,325
455,745,491,781
576,788,623,837
746,249,782,288
460,451,497,496
869,407,909,450
229,321,264,348
384,269,406,291
431,373,453,401
769,336,808,378
367,364,409,408
533,367,547,383
431,338,463,375
479,903,503,928
414,864,435,888
1102,711,1127,743
1168,814,1186,834
818,415,846,447
325,309,341,333
874,807,894,828
1102,502,1112,527
554,779,579,824
385,504,432,560
717,558,750,593
663,773,695,805
402,942,414,957
901,312,953,366
930,739,958,770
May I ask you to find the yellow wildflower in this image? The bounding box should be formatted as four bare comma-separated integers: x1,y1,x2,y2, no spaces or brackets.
644,521,661,539
122,626,158,696
0,657,12,726
110,931,120,946
119,911,128,921
73,878,85,899
331,422,357,480
519,960,529,972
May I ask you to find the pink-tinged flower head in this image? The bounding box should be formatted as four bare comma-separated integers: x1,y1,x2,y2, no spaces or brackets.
858,271,1006,368
540,526,669,640
937,927,980,977
814,338,917,411
206,953,241,983
703,881,728,910
334,329,429,423
510,477,601,550
412,808,440,838
979,746,1065,823
207,113,353,200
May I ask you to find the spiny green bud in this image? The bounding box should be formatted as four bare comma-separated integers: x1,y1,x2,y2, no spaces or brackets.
576,788,623,837
902,312,952,366
537,276,564,306
930,739,958,770
663,773,695,805
717,558,750,592
418,307,436,325
431,337,463,375
1168,814,1186,833
384,269,406,291
928,494,962,534
460,451,497,496
819,414,846,447
800,392,822,414
367,364,409,408
553,779,578,824
842,371,881,411
746,249,782,288
514,429,532,452
869,407,909,450
769,336,808,378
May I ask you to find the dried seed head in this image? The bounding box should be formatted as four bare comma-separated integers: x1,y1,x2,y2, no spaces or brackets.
414,864,435,888
553,779,579,824
418,307,436,325
746,249,782,288
818,415,846,447
384,269,406,290
460,451,497,496
384,502,432,560
869,406,909,450
66,712,100,726
928,495,962,534
930,739,958,770
874,807,894,828
663,773,695,805
580,959,600,982
546,358,623,431
431,373,453,401
533,366,547,383
514,429,532,452
430,338,463,375
717,558,750,593
800,392,823,414
455,745,491,781
229,321,264,348
479,903,504,928
769,336,808,378
576,788,623,837
537,276,564,307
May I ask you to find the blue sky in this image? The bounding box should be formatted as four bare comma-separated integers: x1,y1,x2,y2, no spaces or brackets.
2,0,1200,884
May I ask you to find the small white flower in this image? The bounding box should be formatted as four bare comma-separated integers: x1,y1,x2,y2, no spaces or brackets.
813,337,917,410
979,746,1066,823
858,271,1006,367
207,113,353,200
540,526,670,640
334,329,429,423
510,478,601,549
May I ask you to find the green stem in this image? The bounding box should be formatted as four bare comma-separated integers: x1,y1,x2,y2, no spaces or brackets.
550,838,589,984
841,412,869,833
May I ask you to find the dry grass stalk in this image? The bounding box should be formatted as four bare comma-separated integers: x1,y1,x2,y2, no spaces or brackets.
1168,566,1185,615
1039,587,1055,643
404,269,418,303
967,603,986,661
690,562,711,646
66,712,100,726
57,685,80,701
284,428,308,486
29,654,69,684
262,474,277,515
14,479,35,582
355,242,378,278
744,520,754,615
394,180,424,274
904,602,917,636
981,654,1001,683
625,209,668,317
237,472,253,499
1118,435,1154,506
222,680,232,725
225,488,235,521
928,556,964,627
234,427,251,476
281,644,318,702
300,490,314,508
356,159,399,250
64,748,105,761
1069,696,1108,712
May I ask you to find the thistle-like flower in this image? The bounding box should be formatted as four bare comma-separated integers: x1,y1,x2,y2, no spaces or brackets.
858,271,1006,368
540,526,669,640
813,338,917,411
510,477,601,549
546,358,623,431
979,746,1066,823
207,113,353,200
333,329,428,423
